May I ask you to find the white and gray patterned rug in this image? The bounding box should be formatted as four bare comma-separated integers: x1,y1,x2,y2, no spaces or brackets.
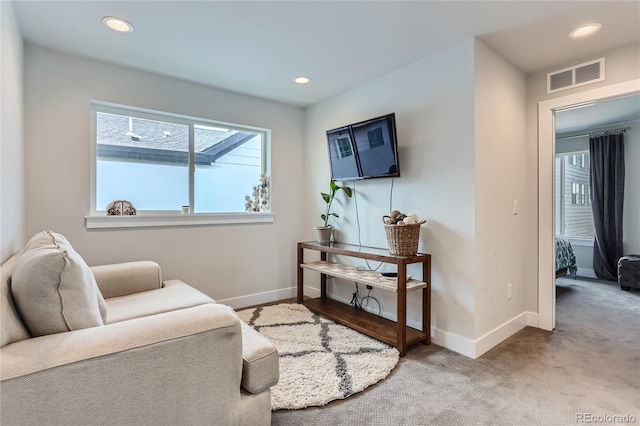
236,303,400,410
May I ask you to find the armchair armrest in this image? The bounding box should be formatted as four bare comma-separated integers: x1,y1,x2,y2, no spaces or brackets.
1,303,239,380
91,261,163,299
1,304,244,425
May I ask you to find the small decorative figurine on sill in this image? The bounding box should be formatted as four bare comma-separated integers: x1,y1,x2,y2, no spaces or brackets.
106,200,137,216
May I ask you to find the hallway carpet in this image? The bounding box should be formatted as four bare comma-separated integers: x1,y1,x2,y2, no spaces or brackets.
272,278,639,425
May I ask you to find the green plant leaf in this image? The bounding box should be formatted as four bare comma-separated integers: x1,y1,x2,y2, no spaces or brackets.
321,214,327,221
331,213,339,218
330,180,338,192
321,193,330,203
342,187,352,197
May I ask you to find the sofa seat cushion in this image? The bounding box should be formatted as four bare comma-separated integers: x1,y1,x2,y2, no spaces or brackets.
11,231,108,337
240,321,279,394
105,280,214,324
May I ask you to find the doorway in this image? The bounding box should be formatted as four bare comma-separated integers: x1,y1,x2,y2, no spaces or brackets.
537,78,640,331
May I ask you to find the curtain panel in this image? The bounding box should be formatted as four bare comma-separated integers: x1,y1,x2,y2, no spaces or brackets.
589,132,625,281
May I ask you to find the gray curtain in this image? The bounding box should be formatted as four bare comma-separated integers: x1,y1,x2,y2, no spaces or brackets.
589,132,625,281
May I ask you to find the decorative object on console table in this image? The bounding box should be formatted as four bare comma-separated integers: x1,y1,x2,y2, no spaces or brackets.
382,210,426,256
316,180,352,244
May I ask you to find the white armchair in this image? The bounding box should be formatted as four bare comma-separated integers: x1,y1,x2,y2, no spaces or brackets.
1,232,278,426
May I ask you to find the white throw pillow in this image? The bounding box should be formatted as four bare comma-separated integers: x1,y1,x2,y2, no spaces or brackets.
11,231,108,337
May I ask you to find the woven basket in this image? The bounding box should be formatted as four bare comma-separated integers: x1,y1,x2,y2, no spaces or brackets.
382,216,425,256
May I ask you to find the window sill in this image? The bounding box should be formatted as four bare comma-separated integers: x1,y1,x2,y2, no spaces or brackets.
85,212,275,229
567,238,593,247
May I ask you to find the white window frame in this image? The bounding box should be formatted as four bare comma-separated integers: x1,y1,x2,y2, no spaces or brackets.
335,136,353,159
86,101,274,229
367,127,384,149
555,149,593,246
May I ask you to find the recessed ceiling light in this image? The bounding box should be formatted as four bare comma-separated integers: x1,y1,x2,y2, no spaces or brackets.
294,76,311,84
569,23,602,39
102,16,134,33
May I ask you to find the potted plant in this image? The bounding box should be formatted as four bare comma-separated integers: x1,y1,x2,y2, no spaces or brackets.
316,180,352,244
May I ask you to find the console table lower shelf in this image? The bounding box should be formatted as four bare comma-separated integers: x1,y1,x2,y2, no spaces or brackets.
302,297,427,349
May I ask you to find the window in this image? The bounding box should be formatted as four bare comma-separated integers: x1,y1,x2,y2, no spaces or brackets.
90,102,270,226
555,151,594,240
570,182,590,206
336,137,353,158
367,127,384,148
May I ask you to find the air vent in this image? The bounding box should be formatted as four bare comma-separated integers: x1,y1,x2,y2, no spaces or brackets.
547,58,605,94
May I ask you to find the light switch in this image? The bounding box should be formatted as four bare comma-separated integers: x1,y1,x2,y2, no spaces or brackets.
513,200,518,215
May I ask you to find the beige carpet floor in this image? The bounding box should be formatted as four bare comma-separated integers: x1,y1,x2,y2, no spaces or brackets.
272,277,640,425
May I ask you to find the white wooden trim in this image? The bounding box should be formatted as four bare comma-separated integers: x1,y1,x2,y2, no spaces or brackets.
576,268,597,279
85,212,275,229
538,104,557,331
537,78,640,331
568,238,593,247
219,286,298,309
432,328,476,358
474,312,528,358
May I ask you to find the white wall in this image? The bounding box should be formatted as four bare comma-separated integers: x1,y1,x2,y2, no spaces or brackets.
23,45,305,307
473,39,528,339
305,39,478,349
0,0,25,263
304,38,530,357
525,41,640,311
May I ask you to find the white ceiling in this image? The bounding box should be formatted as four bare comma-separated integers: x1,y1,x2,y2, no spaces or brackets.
12,1,640,108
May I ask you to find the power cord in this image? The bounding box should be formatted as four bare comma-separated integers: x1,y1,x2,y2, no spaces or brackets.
352,181,383,272
350,283,382,316
389,177,394,213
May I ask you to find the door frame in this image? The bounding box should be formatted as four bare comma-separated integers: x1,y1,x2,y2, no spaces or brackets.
537,78,640,331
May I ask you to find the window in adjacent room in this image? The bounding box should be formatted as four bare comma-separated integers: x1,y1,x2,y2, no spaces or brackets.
91,102,269,215
555,150,594,240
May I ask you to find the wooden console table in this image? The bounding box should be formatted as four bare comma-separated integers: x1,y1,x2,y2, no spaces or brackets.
297,241,431,356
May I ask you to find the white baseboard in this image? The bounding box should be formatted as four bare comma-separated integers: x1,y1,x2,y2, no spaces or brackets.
474,312,528,358
219,285,321,309
218,286,296,309
431,328,476,358
576,267,597,279
221,286,533,360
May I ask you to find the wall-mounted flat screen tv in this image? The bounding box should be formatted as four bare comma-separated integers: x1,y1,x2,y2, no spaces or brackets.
326,113,400,181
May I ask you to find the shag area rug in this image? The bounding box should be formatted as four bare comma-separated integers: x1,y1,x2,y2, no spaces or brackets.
236,303,399,410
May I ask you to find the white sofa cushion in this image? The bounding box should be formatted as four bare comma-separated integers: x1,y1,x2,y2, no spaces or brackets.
11,231,107,337
105,280,214,324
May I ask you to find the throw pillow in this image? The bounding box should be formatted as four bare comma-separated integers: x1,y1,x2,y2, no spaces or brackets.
11,231,108,337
